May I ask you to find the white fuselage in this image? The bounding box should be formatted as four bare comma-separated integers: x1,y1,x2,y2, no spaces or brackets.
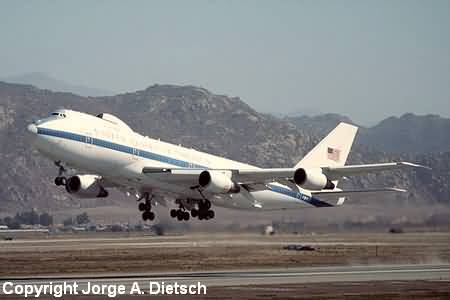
28,110,318,210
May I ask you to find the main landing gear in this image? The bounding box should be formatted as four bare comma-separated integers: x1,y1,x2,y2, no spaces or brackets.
170,207,190,221
193,199,215,221
170,199,190,221
138,192,155,221
170,199,215,222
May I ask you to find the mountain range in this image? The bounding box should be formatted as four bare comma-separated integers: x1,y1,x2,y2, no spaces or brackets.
0,81,448,215
288,113,450,154
1,73,113,97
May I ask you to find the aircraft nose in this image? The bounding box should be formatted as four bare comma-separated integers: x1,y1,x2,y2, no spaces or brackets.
27,123,38,134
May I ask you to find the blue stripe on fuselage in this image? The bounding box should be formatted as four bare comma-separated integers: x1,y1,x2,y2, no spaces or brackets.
266,184,333,207
37,127,333,207
37,127,205,169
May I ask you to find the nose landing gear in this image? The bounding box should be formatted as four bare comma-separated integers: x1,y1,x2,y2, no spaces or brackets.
54,176,66,186
54,161,67,186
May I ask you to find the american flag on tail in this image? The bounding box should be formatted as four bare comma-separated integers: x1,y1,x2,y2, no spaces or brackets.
327,147,341,162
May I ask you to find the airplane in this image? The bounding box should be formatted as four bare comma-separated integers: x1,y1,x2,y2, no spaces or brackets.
27,109,427,222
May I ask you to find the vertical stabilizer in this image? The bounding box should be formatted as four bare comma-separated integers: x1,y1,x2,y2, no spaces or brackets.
295,122,358,169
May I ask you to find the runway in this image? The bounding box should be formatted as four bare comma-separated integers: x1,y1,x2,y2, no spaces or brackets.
2,264,450,289
2,234,449,252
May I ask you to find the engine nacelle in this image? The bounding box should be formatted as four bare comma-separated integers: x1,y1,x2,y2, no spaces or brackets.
198,170,240,194
293,168,335,190
65,175,109,198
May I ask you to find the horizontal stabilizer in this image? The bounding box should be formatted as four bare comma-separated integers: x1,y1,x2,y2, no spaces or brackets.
312,187,406,206
322,162,430,181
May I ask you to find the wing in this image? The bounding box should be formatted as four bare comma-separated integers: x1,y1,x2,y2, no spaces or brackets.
142,161,428,187
141,167,296,186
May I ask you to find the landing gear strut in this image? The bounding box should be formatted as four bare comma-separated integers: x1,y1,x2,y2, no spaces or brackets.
138,192,155,221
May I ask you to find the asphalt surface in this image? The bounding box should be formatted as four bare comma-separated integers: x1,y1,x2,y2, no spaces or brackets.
1,235,447,252
1,264,449,289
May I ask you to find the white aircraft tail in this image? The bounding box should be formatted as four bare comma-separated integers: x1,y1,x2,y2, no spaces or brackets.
295,122,358,169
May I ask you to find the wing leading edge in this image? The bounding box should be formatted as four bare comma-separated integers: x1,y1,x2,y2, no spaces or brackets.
142,162,428,187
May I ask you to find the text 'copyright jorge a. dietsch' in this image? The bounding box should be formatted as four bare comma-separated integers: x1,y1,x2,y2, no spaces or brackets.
2,281,207,298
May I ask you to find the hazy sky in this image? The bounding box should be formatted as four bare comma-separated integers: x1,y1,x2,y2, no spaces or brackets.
1,1,449,124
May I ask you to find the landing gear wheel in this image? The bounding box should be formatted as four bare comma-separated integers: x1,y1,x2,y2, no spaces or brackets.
191,209,198,218
208,210,215,219
138,203,146,212
54,177,66,186
176,211,183,221
183,212,190,221
170,209,177,218
142,211,155,221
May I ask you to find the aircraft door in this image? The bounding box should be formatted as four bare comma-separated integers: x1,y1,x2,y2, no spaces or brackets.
132,148,140,160
86,136,93,144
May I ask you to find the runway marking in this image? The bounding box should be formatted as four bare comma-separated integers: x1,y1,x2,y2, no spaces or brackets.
1,240,445,252
1,265,449,290
2,266,450,282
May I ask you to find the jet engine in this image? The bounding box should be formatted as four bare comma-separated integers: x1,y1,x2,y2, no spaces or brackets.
65,175,109,198
293,168,335,190
198,170,240,194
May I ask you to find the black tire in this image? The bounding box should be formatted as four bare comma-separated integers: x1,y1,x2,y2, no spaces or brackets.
183,212,190,221
170,209,177,218
54,177,63,186
208,210,215,219
144,203,151,211
149,212,155,221
138,203,146,212
191,209,198,218
142,211,149,221
177,211,183,221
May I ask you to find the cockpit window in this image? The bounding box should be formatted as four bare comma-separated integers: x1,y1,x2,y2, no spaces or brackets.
35,112,64,125
51,112,66,118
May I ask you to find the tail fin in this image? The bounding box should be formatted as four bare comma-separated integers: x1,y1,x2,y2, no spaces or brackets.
295,122,358,169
